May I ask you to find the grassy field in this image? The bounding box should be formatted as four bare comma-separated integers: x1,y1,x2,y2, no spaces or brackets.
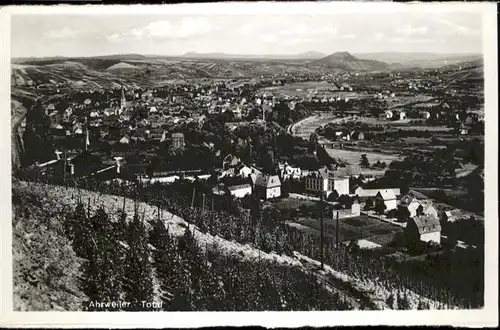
259,81,365,99
291,215,403,245
390,126,453,132
326,148,402,165
272,197,318,211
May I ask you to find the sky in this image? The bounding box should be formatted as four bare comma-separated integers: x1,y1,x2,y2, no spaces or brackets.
11,11,483,58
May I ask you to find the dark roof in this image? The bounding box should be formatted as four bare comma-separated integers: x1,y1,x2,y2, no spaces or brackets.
399,195,419,207
410,215,441,235
255,175,281,188
408,189,429,199
318,167,335,180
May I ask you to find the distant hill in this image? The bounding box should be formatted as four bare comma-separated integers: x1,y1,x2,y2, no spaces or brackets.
308,51,389,71
355,52,483,69
444,66,484,84
355,52,481,64
12,54,147,64
82,54,147,61
106,62,139,70
181,51,326,60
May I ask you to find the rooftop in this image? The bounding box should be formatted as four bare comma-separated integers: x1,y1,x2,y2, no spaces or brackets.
411,214,441,234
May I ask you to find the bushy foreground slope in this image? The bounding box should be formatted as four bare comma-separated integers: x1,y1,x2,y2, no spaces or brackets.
12,182,357,311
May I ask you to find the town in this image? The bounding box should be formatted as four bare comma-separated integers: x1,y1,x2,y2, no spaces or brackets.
11,42,485,312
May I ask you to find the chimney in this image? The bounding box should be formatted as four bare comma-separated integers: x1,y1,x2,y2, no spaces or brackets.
69,164,75,175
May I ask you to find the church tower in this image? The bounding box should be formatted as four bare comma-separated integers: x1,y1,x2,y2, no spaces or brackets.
120,86,126,109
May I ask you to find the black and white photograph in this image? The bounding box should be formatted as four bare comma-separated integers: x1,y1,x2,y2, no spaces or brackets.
1,1,497,327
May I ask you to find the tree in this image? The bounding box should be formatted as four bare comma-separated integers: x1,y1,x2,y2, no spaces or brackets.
338,194,352,209
374,199,387,215
123,208,154,310
364,197,374,210
360,154,370,168
308,132,318,154
417,299,430,310
397,206,411,222
327,190,339,202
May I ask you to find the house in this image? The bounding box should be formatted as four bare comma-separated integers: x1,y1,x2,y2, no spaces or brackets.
104,108,116,117
459,125,469,135
398,195,422,217
255,175,281,200
120,135,130,144
350,131,365,140
149,128,165,141
73,123,83,135
420,111,431,119
142,90,154,101
227,184,252,198
223,154,240,170
278,162,301,180
212,184,227,195
172,132,185,149
305,167,349,197
238,165,261,179
384,110,393,119
103,115,120,127
350,197,361,216
90,111,100,118
49,111,63,127
406,215,442,245
249,172,261,187
420,201,438,219
399,111,407,120
375,189,397,211
441,209,463,223
45,103,56,115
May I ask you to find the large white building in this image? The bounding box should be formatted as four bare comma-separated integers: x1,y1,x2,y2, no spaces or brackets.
305,167,349,197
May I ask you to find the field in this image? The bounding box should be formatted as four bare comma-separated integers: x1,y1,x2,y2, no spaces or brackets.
290,215,403,246
388,125,453,132
272,197,318,211
259,81,365,99
326,148,402,165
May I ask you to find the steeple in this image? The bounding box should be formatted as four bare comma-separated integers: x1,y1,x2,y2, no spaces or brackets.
261,99,266,130
120,85,126,109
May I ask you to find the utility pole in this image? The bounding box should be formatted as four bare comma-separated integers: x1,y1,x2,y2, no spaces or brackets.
63,151,67,180
202,193,206,214
191,187,196,208
335,210,340,249
320,194,324,270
